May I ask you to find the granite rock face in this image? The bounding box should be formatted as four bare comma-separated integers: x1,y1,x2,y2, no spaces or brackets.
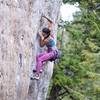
0,0,62,100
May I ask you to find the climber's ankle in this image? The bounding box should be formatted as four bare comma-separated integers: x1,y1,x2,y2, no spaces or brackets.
33,69,43,73
33,69,36,73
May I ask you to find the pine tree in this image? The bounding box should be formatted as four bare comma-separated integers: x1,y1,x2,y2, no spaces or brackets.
49,0,100,100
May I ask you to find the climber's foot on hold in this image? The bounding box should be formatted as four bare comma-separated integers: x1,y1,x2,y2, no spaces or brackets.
30,73,34,80
30,73,40,80
34,74,40,80
40,69,43,73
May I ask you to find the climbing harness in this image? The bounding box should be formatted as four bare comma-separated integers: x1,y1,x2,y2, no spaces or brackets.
49,49,62,62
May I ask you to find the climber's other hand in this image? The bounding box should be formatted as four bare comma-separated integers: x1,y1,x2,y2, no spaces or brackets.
38,32,44,40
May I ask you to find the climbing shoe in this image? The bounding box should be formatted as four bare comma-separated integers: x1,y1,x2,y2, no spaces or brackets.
40,69,43,73
30,74,40,80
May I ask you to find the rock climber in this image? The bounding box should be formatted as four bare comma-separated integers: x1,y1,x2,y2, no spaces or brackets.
31,15,61,80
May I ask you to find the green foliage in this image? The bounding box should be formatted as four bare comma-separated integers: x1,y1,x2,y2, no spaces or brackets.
63,0,82,4
49,0,100,100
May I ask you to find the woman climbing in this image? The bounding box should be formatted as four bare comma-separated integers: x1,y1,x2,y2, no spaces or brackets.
32,15,61,80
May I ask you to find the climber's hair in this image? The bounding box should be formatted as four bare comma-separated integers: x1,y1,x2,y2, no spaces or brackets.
42,27,51,39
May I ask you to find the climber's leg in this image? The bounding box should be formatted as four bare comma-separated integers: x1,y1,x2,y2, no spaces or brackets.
33,52,47,72
38,52,47,57
36,51,55,75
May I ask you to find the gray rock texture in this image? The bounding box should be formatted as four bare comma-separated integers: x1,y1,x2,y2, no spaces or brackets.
0,0,62,100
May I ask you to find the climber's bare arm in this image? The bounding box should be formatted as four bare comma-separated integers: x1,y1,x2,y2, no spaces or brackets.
42,16,53,31
40,38,48,47
38,32,49,47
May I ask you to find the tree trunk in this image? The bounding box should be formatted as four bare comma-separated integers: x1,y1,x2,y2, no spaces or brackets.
0,0,62,100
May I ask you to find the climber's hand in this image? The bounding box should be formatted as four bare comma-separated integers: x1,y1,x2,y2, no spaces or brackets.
38,32,44,40
39,37,49,47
